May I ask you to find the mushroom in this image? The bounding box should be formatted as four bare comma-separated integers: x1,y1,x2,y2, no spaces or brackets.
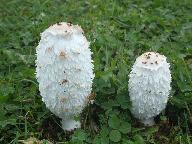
36,22,94,131
128,52,171,126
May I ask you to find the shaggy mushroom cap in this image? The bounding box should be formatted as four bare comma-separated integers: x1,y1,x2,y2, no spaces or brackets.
41,22,84,38
128,52,171,126
134,52,167,70
36,22,94,121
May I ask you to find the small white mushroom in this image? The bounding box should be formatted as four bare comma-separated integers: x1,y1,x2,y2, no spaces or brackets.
128,52,171,126
36,22,95,131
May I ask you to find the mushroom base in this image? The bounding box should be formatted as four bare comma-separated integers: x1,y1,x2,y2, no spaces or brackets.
61,118,81,131
140,118,155,126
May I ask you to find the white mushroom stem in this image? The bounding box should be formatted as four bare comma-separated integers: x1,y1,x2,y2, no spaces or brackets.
61,118,81,131
140,118,155,126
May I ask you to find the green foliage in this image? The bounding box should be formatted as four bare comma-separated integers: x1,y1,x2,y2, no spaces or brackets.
119,122,131,134
109,130,121,142
70,130,88,144
0,0,192,143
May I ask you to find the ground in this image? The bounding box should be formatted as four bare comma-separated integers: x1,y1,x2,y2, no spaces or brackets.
0,0,192,143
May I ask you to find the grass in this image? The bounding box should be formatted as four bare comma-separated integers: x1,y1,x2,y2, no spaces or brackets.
0,0,192,143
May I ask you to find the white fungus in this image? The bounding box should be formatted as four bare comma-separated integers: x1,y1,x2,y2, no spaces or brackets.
35,22,94,131
128,52,171,126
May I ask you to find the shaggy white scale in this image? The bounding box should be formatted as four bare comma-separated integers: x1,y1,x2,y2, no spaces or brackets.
36,22,94,131
128,52,171,126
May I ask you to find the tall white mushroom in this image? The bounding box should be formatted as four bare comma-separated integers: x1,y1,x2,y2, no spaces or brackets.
35,22,94,131
128,52,171,126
